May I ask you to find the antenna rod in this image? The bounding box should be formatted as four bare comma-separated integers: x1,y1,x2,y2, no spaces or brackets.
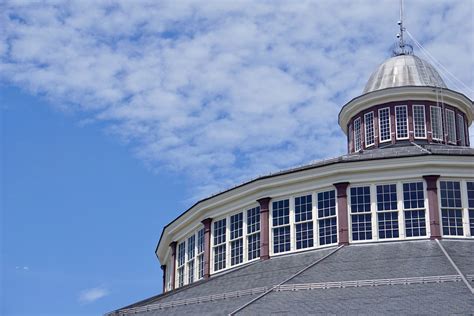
398,0,405,49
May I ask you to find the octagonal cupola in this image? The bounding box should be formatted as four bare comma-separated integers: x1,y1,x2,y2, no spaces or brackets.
339,17,473,154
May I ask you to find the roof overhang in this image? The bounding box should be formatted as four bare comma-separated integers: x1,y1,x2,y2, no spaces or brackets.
338,86,474,135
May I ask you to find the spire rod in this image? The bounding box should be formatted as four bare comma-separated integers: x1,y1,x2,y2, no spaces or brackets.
393,0,412,56
398,0,405,49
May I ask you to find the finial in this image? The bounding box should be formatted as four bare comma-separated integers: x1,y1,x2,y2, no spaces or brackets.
393,0,413,56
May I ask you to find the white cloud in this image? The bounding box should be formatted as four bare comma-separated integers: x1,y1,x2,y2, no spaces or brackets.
78,286,109,304
0,0,472,199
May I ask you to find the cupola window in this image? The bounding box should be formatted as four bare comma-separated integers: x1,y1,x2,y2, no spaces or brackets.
378,107,391,142
353,117,362,152
457,114,466,146
395,105,408,139
412,105,426,138
445,109,456,144
430,106,443,141
364,112,375,147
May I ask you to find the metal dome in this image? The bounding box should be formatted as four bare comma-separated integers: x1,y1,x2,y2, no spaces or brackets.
363,54,447,94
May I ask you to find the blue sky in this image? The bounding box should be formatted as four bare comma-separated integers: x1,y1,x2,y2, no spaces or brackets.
1,1,472,315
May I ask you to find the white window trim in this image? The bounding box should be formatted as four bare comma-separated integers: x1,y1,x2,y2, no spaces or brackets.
400,180,430,239
210,216,227,274
364,111,375,147
349,181,430,244
438,178,474,239
395,105,409,140
412,105,427,139
378,107,392,143
229,212,244,267
270,198,292,255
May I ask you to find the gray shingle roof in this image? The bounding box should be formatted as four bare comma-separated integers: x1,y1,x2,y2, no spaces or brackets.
110,239,474,315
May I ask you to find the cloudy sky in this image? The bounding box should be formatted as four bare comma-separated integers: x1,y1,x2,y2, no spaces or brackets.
1,0,472,315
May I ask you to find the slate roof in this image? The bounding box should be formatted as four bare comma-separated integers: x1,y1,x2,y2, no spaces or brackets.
156,143,474,257
109,239,474,315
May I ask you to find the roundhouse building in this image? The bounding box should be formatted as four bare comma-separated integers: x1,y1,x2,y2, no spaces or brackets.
109,47,474,315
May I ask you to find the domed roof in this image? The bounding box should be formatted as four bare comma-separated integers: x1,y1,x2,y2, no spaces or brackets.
363,54,447,94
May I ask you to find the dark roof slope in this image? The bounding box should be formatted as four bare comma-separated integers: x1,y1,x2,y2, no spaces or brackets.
110,239,474,315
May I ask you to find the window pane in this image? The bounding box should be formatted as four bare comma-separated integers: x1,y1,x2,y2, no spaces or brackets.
402,182,424,209
213,244,226,271
318,190,336,218
247,233,260,260
440,181,462,208
272,199,289,226
198,254,204,279
230,239,243,266
273,226,291,253
187,260,194,284
378,212,399,239
405,210,426,237
197,228,205,254
247,207,260,234
441,209,463,236
365,112,375,146
319,217,337,245
376,184,397,211
351,214,372,241
230,213,243,240
213,219,227,245
178,242,186,267
350,186,371,213
178,266,185,287
395,106,408,139
295,222,314,250
295,194,312,222
187,235,195,260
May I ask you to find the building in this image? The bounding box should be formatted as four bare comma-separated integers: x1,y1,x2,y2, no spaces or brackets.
108,20,474,316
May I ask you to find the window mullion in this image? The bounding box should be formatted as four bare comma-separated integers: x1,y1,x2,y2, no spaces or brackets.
461,180,470,237
289,197,295,252
370,185,378,240
397,182,405,239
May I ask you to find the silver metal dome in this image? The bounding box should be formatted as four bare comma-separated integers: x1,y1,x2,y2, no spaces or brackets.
363,55,447,94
